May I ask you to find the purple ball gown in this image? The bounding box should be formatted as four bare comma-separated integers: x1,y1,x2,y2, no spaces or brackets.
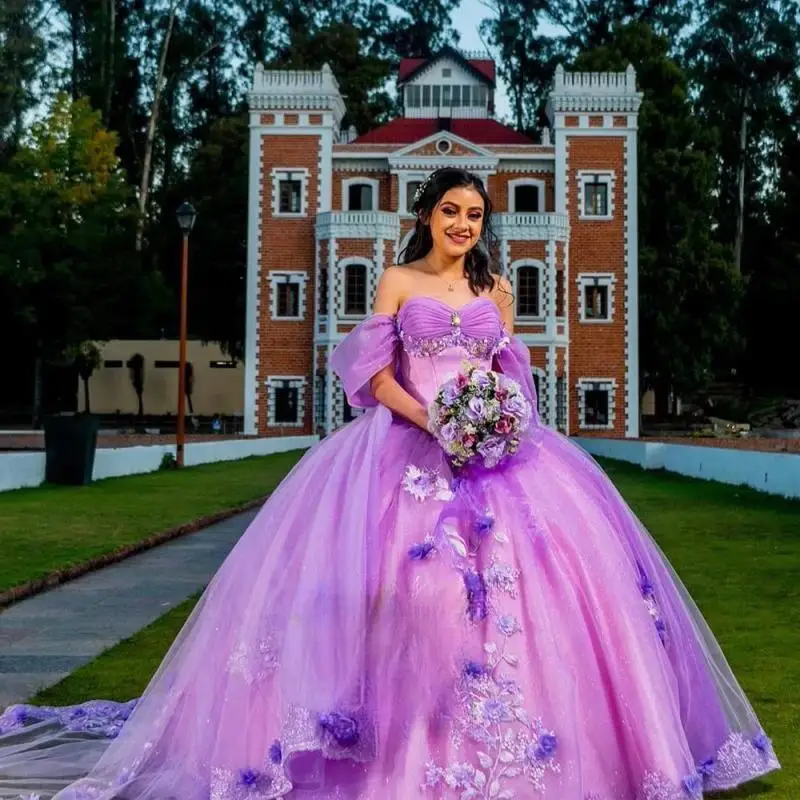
0,296,779,799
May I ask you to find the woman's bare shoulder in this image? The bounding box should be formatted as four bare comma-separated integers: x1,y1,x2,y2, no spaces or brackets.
374,265,414,314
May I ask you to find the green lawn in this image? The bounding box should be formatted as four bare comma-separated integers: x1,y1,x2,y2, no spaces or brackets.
0,450,305,594
26,458,800,798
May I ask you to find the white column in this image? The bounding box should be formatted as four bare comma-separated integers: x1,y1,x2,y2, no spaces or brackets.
244,116,263,436
625,130,640,438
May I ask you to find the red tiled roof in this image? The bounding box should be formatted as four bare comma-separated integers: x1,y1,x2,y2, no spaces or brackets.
398,56,495,85
353,118,532,146
398,59,426,82
469,60,496,84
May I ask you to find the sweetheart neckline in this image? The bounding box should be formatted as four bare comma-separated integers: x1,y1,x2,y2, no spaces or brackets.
396,295,498,317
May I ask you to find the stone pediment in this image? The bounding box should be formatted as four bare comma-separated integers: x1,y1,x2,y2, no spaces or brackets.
394,132,494,160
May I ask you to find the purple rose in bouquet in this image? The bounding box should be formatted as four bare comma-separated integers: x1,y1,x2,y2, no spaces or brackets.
428,363,532,469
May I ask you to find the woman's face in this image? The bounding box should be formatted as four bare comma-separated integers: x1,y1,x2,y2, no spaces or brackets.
427,185,485,260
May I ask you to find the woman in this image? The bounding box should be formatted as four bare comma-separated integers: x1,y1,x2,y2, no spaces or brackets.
0,168,779,799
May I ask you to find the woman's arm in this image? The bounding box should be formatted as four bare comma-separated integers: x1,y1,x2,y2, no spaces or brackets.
369,267,430,430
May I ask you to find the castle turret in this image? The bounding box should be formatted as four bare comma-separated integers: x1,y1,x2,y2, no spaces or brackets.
244,64,345,436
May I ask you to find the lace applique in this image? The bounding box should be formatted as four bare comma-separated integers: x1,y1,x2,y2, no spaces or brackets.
629,730,779,799
483,556,521,598
637,562,667,645
226,634,280,683
424,511,561,798
402,465,454,502
424,639,561,798
636,770,707,799
281,704,377,765
702,731,779,790
52,782,107,799
408,536,437,560
210,765,293,800
0,699,136,739
398,314,507,360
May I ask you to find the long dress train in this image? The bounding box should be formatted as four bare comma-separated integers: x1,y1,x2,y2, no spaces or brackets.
0,296,779,799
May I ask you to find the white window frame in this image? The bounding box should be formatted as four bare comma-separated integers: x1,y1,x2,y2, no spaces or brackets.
339,257,372,320
577,273,616,324
399,173,427,216
508,178,546,213
577,170,616,221
532,366,545,415
269,271,308,321
511,259,545,322
272,168,309,218
266,375,307,428
577,377,617,431
334,379,364,428
342,177,379,212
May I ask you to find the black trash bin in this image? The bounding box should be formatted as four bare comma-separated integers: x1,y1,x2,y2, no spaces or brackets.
43,414,100,486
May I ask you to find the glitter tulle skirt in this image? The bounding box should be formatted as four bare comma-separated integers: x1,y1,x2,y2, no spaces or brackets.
0,408,779,799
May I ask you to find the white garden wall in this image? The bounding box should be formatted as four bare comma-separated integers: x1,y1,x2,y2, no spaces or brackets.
576,438,800,500
0,436,317,493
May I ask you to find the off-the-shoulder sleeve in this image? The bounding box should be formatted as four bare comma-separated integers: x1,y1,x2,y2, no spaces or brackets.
494,335,540,425
330,314,399,408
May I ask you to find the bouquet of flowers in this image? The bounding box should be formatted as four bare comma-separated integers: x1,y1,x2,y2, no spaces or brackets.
428,363,532,469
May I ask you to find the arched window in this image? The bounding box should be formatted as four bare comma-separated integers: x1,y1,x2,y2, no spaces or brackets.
343,178,378,212
515,264,541,318
344,262,368,316
514,185,539,212
509,178,545,213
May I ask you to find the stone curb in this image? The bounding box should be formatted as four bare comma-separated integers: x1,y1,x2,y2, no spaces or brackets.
0,496,267,611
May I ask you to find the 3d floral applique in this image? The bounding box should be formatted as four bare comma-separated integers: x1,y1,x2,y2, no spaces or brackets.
424,636,561,798
402,465,454,502
423,501,562,798
408,538,437,561
637,561,667,645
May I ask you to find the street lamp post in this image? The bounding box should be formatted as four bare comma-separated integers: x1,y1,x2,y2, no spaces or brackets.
175,201,197,467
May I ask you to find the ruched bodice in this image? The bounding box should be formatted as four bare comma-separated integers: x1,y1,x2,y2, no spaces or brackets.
396,296,508,408
330,294,539,424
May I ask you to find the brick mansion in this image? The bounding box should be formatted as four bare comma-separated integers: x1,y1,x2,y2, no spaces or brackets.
243,47,643,439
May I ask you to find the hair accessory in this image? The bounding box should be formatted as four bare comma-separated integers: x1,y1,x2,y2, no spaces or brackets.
412,168,446,206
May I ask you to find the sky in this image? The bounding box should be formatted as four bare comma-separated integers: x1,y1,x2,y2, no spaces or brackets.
450,0,513,118
449,1,567,122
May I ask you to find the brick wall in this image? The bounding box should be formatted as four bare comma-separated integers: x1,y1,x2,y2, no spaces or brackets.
566,136,627,437
332,171,392,211
490,171,555,212
257,134,320,436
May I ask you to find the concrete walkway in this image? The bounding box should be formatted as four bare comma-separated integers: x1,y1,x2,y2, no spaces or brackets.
0,510,257,709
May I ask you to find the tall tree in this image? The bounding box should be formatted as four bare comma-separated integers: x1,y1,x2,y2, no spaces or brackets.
740,94,800,393
480,0,688,130
0,94,165,419
574,23,744,413
543,0,686,51
374,0,460,60
687,0,800,274
155,113,249,358
0,0,47,161
136,0,180,252
480,0,557,131
272,21,394,134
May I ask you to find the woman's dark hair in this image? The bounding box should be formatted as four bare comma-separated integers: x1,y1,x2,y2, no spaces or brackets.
399,167,499,296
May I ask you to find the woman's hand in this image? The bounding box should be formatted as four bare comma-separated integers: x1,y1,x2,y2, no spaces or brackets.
409,403,431,433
